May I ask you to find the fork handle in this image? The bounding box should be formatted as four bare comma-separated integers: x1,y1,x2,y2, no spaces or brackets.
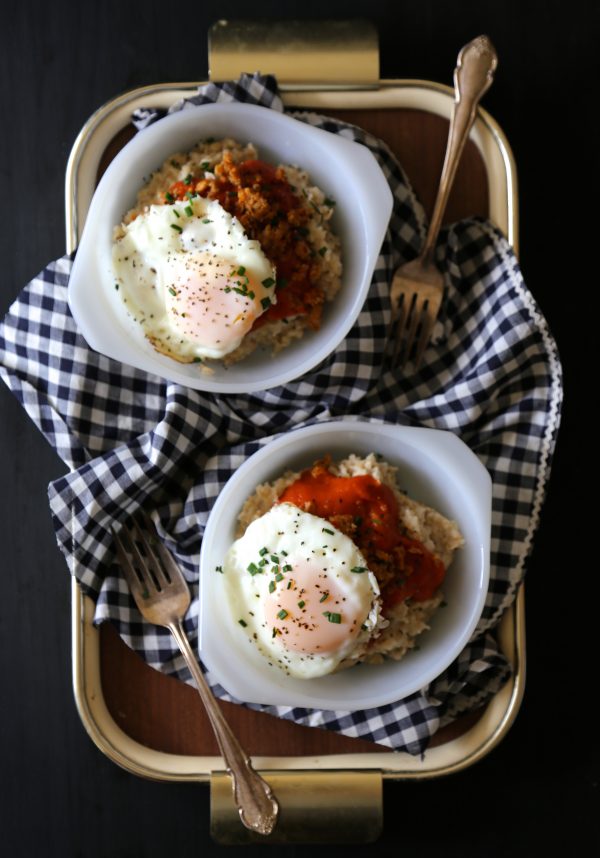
169,620,279,835
422,35,498,264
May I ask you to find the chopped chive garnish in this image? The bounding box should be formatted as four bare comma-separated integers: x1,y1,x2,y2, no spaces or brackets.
259,547,269,556
258,558,268,567
318,246,327,256
277,609,288,620
114,283,119,290
247,562,260,576
322,527,334,535
261,297,272,310
298,600,305,609
351,566,368,574
165,192,175,203
214,565,223,573
270,555,279,563
202,218,212,224
172,209,180,217
319,592,329,603
261,277,276,288
168,287,177,297
324,197,336,207
170,223,183,233
283,564,293,572
237,266,246,275
184,174,193,185
275,573,284,582
268,581,276,594
281,550,288,556
323,611,341,624
201,161,210,170
238,619,247,627
184,205,193,217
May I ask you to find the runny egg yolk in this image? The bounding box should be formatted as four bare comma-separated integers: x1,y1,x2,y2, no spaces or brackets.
163,251,268,352
263,557,364,656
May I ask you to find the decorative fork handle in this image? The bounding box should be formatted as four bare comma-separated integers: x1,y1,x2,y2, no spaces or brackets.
169,620,279,835
422,35,498,264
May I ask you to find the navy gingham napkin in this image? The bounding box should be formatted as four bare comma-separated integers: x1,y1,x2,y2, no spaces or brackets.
0,74,563,755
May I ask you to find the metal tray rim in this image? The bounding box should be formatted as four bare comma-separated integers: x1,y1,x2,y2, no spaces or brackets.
67,77,524,782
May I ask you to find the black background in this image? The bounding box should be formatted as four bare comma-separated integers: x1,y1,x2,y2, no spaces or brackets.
1,1,597,855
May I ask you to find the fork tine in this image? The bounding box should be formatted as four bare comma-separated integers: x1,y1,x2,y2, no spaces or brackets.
114,517,165,596
389,293,409,364
413,308,435,369
116,512,185,595
112,524,153,601
128,516,171,590
135,511,185,586
402,297,425,364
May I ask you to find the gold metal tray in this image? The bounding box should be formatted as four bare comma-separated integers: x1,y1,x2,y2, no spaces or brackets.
66,24,523,842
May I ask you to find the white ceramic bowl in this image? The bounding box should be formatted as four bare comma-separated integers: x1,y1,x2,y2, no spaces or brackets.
199,419,491,710
68,103,392,392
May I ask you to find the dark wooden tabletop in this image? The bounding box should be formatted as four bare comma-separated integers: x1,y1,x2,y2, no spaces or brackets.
0,2,596,856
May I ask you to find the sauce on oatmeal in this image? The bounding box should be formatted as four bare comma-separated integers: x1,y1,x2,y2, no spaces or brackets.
278,458,445,606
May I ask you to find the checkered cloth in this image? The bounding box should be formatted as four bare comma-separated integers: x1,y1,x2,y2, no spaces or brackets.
0,74,562,755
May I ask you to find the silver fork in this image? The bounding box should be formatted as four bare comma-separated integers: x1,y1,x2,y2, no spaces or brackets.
113,512,279,836
388,35,498,369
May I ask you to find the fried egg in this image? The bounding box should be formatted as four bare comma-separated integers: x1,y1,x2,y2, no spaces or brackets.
221,503,382,679
112,197,277,361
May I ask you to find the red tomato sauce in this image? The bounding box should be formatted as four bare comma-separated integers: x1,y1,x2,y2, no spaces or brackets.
277,460,446,608
384,535,446,608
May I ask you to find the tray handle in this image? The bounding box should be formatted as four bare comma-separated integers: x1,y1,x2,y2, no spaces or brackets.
210,768,383,844
208,19,379,87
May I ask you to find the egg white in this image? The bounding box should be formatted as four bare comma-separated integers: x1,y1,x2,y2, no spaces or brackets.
112,196,277,360
221,503,381,679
